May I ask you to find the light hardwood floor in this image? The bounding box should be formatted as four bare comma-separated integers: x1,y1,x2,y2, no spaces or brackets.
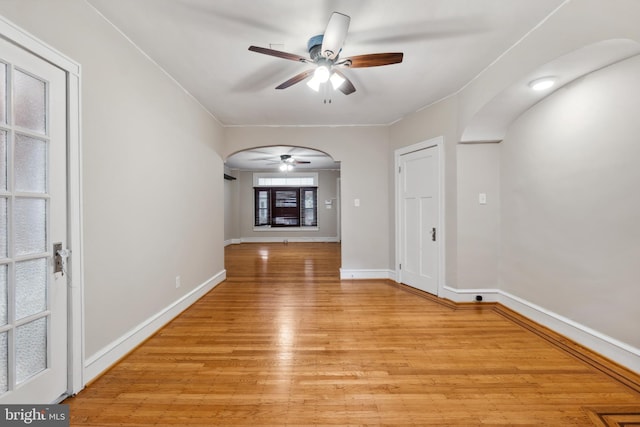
65,243,640,426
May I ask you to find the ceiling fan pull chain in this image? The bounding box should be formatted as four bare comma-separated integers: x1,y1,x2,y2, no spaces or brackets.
323,81,331,104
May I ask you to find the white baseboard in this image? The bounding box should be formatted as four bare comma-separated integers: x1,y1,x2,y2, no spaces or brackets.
441,285,500,302
224,239,241,246
83,269,227,383
240,237,339,243
498,290,640,374
340,269,394,280
442,285,640,374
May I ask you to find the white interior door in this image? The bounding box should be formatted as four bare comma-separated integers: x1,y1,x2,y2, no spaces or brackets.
0,37,68,403
399,145,440,295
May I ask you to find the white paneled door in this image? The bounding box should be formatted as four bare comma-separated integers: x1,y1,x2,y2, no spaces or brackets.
398,145,440,295
0,37,68,403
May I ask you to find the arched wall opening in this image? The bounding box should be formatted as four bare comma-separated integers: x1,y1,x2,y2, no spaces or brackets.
223,145,342,247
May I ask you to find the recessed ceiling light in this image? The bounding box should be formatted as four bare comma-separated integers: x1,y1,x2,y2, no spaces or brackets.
528,77,556,91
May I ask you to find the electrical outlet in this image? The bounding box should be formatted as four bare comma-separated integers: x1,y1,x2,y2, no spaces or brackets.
175,276,181,289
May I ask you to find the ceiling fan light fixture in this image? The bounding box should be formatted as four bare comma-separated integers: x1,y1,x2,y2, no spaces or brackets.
279,163,294,172
330,72,345,90
314,65,331,83
306,76,321,92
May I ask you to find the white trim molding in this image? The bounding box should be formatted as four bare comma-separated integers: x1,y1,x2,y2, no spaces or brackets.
441,285,500,303
84,270,226,383
442,285,640,374
340,269,395,280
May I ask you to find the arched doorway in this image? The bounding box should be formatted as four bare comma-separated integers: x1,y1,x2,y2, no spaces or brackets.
223,146,341,245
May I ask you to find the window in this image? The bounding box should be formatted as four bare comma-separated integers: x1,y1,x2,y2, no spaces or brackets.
254,187,317,228
253,173,319,229
253,172,318,187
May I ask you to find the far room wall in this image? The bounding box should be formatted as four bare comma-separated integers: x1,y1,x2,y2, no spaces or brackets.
225,169,340,243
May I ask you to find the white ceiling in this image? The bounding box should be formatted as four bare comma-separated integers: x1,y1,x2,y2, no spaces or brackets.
87,0,566,127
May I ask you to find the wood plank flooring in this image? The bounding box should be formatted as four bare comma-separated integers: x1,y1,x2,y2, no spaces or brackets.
64,243,640,426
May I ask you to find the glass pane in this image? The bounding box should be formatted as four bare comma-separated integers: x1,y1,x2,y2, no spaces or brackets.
0,130,6,190
303,210,315,226
0,63,6,125
15,258,47,320
0,331,7,394
14,198,47,256
14,69,46,134
16,317,47,384
257,191,269,226
0,264,6,326
304,190,315,208
15,133,47,193
275,190,297,207
0,197,6,258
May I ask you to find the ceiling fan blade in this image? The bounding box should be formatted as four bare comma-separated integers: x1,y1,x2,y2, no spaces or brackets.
321,12,350,59
275,69,315,90
333,69,356,95
339,52,404,68
294,160,311,164
248,46,310,63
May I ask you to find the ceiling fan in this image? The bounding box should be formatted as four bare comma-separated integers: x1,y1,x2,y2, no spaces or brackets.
248,12,403,95
276,154,309,171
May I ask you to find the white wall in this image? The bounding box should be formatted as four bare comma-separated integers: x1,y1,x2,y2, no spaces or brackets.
456,143,500,289
500,55,640,349
0,0,226,379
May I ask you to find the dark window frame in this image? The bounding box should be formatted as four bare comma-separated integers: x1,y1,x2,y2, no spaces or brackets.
254,186,318,227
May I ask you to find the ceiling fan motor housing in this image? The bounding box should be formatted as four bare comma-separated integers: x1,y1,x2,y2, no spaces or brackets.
308,35,341,62
308,35,324,60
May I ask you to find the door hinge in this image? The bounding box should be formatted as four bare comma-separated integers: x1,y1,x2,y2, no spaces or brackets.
398,166,401,173
399,263,402,270
431,227,437,242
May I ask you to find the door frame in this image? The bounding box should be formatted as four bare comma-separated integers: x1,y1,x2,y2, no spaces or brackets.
394,136,445,295
0,16,84,398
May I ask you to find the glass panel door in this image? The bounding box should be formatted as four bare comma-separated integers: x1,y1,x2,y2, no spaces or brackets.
0,36,67,404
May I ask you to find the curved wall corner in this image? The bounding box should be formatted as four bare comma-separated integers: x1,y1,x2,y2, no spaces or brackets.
460,39,640,144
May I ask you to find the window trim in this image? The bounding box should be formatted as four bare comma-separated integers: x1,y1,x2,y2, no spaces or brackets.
253,172,318,187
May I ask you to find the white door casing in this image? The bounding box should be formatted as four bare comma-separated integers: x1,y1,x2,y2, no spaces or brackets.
396,138,444,295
